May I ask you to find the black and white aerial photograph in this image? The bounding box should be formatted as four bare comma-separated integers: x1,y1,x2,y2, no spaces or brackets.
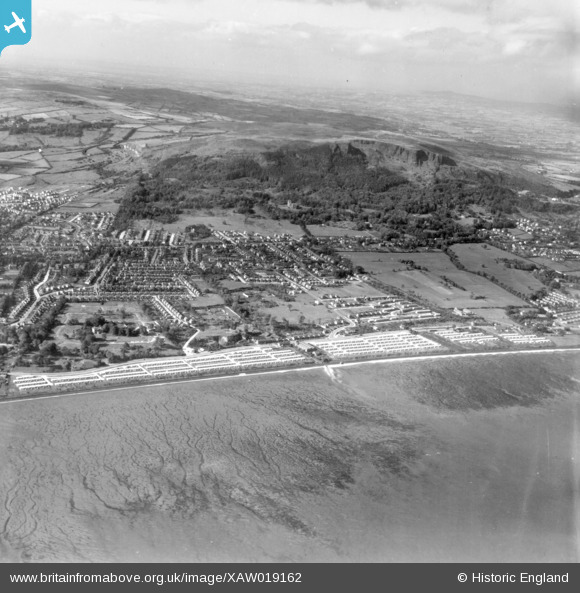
0,0,579,564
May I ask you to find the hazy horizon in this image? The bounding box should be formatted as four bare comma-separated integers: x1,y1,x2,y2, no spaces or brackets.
0,1,578,106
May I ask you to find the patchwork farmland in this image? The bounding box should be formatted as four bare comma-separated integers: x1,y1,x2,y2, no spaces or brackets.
341,251,528,309
449,243,545,298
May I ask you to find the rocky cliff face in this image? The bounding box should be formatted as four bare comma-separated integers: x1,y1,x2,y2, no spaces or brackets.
338,139,457,170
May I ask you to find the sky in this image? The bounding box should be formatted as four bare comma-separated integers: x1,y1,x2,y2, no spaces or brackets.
1,0,578,105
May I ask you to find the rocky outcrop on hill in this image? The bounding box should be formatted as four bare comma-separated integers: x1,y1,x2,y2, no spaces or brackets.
339,139,457,170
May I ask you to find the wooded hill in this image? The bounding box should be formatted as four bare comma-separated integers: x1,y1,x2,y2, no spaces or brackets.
114,141,578,246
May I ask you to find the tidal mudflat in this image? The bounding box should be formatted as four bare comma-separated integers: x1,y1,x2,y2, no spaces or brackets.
1,352,579,562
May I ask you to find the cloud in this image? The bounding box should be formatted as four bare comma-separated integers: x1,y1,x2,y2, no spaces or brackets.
287,0,490,11
291,0,576,23
35,0,576,67
14,0,575,104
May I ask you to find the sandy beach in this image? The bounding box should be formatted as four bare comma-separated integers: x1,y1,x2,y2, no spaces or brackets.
1,351,579,562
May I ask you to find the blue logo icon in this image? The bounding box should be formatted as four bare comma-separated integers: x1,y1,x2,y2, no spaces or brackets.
1,1,31,55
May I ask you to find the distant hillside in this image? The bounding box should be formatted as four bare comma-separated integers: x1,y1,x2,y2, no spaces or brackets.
22,81,398,134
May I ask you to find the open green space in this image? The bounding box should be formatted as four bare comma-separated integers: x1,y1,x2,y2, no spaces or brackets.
256,293,340,325
133,211,304,236
450,243,545,298
342,251,528,308
58,301,150,326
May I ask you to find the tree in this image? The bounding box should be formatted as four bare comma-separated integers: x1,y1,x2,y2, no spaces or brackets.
81,332,96,354
120,342,131,359
39,342,59,357
89,343,102,356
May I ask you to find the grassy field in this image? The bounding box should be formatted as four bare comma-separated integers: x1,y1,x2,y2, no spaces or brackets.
59,188,122,213
450,243,544,297
185,294,225,308
308,281,385,300
58,301,150,325
36,170,101,187
52,326,80,350
341,251,528,308
188,305,237,326
471,308,520,326
257,293,339,325
306,225,373,238
133,211,304,236
529,257,580,273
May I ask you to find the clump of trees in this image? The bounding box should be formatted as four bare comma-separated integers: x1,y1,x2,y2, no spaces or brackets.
114,173,183,228
4,297,66,353
185,224,212,238
8,117,112,137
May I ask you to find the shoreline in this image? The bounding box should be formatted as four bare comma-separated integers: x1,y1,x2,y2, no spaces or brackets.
2,345,580,406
